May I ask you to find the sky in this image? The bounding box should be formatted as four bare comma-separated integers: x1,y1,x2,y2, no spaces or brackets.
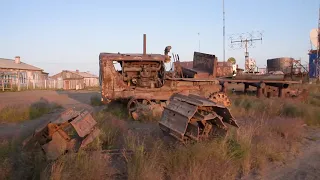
0,0,319,75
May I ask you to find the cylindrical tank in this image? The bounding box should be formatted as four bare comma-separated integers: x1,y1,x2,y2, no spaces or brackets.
267,57,294,74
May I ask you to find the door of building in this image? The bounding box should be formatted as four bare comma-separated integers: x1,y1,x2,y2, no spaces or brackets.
64,80,69,90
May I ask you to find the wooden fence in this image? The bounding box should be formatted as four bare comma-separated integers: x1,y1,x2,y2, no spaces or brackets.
0,79,64,91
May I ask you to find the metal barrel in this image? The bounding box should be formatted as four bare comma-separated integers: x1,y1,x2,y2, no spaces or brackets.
267,57,294,74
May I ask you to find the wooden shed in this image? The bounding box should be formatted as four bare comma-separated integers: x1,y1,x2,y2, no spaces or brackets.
51,70,84,90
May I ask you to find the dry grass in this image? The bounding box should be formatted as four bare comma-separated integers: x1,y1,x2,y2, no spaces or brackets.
90,94,103,106
43,151,110,180
2,84,319,180
103,101,129,119
0,140,13,180
0,137,47,180
41,93,311,180
121,115,304,180
231,94,320,126
0,98,62,124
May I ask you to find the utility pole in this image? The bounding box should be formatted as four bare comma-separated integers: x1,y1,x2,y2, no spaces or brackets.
198,32,200,52
223,0,226,62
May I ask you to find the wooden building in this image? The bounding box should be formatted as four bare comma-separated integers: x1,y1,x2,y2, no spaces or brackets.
0,56,48,90
71,70,99,87
51,70,85,90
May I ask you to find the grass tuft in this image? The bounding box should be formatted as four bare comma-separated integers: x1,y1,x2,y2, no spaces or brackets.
90,94,103,106
0,98,62,124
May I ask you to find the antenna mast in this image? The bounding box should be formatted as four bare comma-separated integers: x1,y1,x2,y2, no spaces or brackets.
223,0,226,62
229,31,263,72
317,5,320,78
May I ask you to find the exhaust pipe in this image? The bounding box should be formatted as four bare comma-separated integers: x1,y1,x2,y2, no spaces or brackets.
143,34,146,55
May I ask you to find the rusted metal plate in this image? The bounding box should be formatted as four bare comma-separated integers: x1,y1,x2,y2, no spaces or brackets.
100,53,167,62
234,74,285,81
193,112,218,121
70,111,97,137
159,108,191,137
193,52,216,76
42,132,68,160
170,93,204,106
188,94,223,107
216,62,233,77
211,106,239,128
80,127,101,148
164,99,198,119
53,108,80,124
185,123,200,140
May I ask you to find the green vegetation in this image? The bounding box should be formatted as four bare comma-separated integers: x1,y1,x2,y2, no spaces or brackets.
0,99,62,124
227,57,236,64
90,94,103,106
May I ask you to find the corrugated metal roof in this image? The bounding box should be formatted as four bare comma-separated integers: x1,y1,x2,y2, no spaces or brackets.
0,58,43,71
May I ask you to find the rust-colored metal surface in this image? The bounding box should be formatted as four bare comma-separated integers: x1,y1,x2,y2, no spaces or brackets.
174,57,233,78
159,93,238,142
42,132,68,160
70,110,97,137
23,108,100,160
192,52,217,77
216,62,233,77
99,36,223,105
99,34,306,120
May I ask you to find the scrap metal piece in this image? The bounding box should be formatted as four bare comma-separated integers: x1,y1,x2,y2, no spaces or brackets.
42,132,68,161
70,110,97,137
80,127,101,148
23,108,100,160
159,93,238,142
209,92,231,107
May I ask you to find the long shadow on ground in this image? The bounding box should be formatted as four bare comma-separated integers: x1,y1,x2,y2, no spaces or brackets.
55,90,101,106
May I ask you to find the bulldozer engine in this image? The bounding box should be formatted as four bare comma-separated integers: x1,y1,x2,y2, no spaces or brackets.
122,61,166,88
99,34,171,92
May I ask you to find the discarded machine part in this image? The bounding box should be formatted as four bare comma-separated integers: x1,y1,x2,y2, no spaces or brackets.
159,93,239,142
23,108,100,160
208,92,231,107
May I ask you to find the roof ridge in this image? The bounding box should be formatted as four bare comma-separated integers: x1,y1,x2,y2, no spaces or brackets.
0,58,43,71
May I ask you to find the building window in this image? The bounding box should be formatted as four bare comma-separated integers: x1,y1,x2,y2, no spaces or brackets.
20,72,26,84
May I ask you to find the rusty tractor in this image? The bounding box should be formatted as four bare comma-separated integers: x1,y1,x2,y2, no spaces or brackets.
23,108,100,160
99,34,231,121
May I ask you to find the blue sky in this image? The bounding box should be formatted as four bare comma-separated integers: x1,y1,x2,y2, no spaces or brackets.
0,0,319,75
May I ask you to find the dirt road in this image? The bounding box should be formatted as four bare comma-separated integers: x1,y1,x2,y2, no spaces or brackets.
0,90,100,139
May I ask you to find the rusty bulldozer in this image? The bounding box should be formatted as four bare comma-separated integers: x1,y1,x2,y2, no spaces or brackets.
23,108,100,160
159,93,239,142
